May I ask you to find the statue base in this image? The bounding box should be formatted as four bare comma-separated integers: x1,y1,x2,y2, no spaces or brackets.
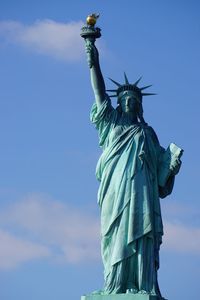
81,294,164,300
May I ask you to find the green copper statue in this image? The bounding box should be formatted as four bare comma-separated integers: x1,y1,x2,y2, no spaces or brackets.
81,15,183,300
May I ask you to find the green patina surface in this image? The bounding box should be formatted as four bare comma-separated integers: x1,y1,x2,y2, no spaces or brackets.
81,15,183,299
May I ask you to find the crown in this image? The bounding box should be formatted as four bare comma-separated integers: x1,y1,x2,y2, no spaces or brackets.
106,73,156,103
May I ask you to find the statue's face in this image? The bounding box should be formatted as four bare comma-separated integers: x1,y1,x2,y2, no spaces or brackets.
119,90,139,113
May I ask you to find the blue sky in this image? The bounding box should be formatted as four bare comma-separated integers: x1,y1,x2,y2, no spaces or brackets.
0,1,200,299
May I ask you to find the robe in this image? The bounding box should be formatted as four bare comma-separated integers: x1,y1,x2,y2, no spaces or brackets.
90,97,174,296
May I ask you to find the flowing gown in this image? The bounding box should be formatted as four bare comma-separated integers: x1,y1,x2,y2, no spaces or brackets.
90,97,175,296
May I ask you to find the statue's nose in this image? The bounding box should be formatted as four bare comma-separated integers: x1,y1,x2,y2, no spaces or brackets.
126,97,131,106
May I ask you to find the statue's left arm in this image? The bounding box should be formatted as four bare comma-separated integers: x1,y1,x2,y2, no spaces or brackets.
149,127,183,198
158,146,182,198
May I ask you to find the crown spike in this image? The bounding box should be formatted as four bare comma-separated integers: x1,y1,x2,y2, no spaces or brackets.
134,76,142,86
140,84,153,91
124,72,129,84
109,95,118,98
108,78,121,87
106,89,118,92
142,92,157,96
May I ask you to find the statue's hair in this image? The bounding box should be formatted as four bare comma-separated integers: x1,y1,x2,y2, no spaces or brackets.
137,102,146,124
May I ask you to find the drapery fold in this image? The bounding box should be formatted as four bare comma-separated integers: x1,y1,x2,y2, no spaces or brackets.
90,97,174,295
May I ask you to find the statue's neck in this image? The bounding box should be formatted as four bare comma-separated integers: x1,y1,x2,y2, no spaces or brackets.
122,112,138,124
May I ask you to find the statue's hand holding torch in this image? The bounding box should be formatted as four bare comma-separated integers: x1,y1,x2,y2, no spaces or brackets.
80,13,101,68
85,40,99,69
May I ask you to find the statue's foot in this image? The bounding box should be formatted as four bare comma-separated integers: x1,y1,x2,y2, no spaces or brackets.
126,288,138,294
138,290,148,295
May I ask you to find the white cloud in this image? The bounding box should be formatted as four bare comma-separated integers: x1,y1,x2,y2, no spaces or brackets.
0,194,100,269
161,201,200,253
0,19,84,61
161,201,198,220
0,229,51,270
163,221,200,254
0,195,199,270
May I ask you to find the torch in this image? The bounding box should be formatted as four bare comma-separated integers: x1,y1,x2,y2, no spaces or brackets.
80,13,101,68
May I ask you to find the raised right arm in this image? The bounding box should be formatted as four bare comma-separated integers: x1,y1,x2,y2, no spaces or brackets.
85,39,106,108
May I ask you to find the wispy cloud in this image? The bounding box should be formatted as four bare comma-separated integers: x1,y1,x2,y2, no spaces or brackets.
162,201,200,253
0,194,100,269
0,229,51,270
0,19,84,61
0,194,199,270
164,221,200,254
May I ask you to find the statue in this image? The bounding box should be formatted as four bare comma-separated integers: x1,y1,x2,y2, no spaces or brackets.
81,15,183,300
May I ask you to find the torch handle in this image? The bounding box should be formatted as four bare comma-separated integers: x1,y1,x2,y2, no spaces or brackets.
85,37,96,69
